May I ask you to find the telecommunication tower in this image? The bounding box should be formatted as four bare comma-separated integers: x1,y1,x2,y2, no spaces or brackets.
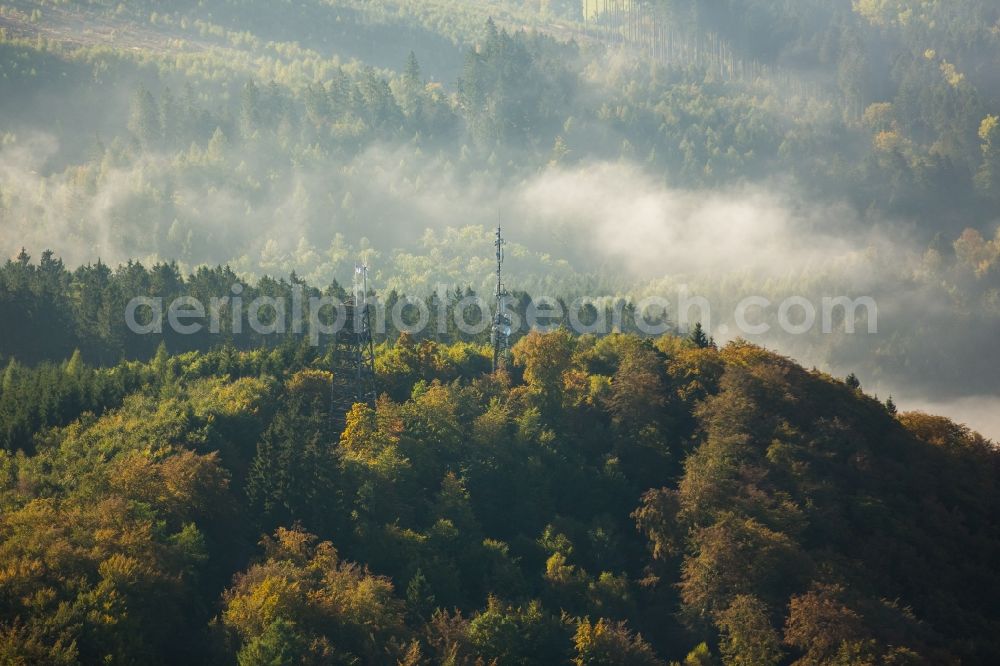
330,262,377,434
492,219,512,372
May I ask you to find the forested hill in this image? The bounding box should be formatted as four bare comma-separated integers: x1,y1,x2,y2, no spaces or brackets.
0,329,997,664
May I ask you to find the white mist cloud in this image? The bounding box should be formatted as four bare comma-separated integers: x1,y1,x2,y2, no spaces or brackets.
3,134,996,441
1,135,874,283
513,161,865,278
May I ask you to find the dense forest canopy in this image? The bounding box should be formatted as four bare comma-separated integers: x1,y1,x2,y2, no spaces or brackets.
0,329,998,664
1,1,1000,663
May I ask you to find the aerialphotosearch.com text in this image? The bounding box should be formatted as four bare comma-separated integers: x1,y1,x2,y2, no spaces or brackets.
124,284,878,344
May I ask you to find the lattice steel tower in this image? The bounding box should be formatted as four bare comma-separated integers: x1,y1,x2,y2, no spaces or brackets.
492,220,512,372
330,263,377,434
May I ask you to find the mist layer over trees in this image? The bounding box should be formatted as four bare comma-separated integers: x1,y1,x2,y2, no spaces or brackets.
3,0,1000,431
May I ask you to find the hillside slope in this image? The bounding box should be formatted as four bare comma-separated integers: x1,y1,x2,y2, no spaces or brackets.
0,332,996,663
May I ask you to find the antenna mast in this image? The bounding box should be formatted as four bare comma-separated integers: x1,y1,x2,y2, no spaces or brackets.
492,215,511,372
330,261,377,435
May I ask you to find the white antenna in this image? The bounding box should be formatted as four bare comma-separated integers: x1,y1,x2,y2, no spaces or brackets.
492,212,511,372
331,259,377,434
354,262,370,333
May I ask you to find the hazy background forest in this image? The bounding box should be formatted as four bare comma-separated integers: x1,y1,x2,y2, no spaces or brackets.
3,0,1000,437
1,0,1000,434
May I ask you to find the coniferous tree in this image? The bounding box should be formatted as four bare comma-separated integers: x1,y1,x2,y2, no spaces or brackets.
845,373,861,390
246,371,345,537
240,79,261,140
128,86,161,146
689,322,711,349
